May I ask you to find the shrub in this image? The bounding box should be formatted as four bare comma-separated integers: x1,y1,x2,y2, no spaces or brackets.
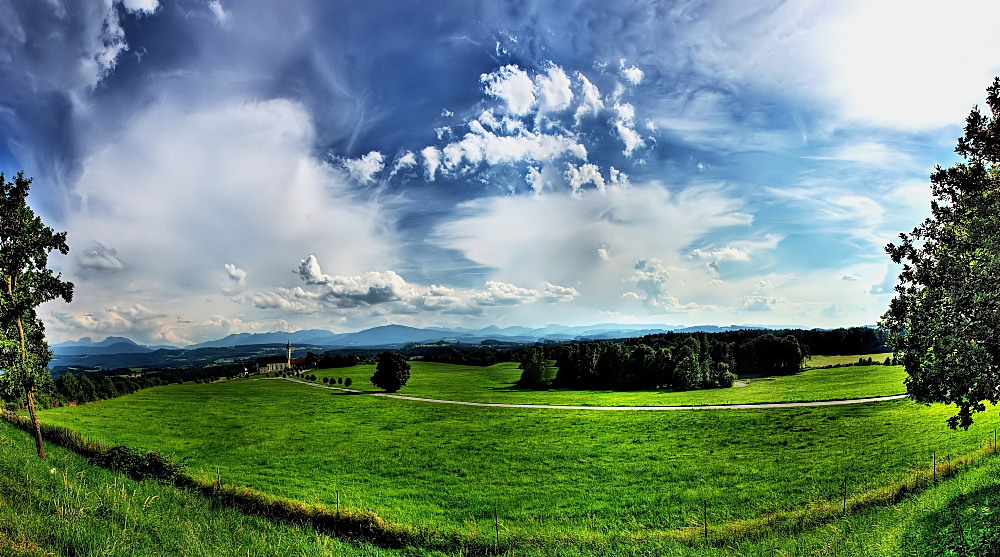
344,377,353,388
338,377,343,385
322,377,329,384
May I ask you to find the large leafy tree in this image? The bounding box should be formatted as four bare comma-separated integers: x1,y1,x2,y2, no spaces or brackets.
370,350,411,393
0,171,74,457
881,78,1000,429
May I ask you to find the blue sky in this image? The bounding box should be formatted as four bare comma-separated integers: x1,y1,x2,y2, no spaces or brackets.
3,0,1000,345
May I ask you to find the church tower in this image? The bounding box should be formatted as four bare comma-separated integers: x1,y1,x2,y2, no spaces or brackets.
286,341,292,369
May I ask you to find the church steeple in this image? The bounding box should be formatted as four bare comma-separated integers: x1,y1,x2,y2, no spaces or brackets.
286,341,292,368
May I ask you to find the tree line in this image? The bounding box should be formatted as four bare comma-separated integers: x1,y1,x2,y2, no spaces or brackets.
513,329,870,391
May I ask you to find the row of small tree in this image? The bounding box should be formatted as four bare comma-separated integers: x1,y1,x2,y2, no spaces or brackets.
322,376,354,387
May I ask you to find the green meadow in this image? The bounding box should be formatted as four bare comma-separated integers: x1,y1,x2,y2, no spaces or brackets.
311,360,908,405
5,412,1000,556
32,361,999,554
0,419,414,557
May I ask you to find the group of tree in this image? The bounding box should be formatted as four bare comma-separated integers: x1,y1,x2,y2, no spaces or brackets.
402,344,511,366
545,334,738,391
54,373,166,405
515,348,551,389
302,352,361,369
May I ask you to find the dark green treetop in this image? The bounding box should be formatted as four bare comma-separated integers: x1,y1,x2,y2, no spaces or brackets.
370,350,411,393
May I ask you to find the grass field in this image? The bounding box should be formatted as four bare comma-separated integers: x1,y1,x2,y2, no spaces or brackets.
5,412,1000,556
805,353,894,368
34,368,998,553
309,360,908,406
0,419,409,557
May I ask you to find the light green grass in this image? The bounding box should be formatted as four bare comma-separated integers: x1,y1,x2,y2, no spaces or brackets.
806,353,893,369
312,360,907,406
0,419,434,557
36,377,999,552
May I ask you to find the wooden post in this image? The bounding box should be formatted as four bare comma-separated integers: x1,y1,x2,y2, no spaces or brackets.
933,451,937,484
494,506,500,550
703,499,708,545
217,466,221,488
842,476,848,512
336,490,340,516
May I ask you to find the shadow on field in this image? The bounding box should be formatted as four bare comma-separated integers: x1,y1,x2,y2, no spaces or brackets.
902,484,1000,556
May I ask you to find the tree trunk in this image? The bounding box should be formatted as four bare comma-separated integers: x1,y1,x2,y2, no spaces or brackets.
14,310,46,459
26,387,46,459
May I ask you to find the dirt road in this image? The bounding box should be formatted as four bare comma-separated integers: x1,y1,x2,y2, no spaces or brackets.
280,377,908,410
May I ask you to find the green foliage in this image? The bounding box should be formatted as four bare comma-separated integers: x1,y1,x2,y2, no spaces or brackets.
516,349,549,389
0,171,74,457
735,334,803,376
344,377,352,388
370,351,410,393
551,335,741,391
882,78,1000,429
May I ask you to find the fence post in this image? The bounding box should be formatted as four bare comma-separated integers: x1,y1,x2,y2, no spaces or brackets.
933,451,937,484
336,490,340,516
703,499,709,545
217,466,221,488
494,506,500,551
842,476,848,512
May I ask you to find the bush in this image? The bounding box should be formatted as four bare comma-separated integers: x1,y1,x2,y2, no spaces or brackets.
344,377,353,388
322,377,329,384
338,377,343,385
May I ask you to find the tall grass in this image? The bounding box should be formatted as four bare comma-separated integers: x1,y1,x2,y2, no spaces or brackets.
0,416,452,556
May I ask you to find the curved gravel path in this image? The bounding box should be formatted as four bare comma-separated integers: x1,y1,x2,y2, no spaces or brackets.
279,377,908,410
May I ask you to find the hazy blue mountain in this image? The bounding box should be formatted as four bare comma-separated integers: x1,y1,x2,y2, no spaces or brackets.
51,323,820,368
52,336,154,356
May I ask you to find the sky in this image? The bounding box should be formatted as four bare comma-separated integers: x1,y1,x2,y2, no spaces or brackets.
3,0,1000,346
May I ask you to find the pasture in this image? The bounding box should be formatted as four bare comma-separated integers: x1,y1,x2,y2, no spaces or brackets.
310,360,908,405
33,361,999,554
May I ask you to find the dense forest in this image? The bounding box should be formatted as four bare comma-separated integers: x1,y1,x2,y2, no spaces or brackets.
516,327,888,391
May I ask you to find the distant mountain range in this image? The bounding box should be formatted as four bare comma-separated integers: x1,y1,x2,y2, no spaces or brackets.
50,323,808,370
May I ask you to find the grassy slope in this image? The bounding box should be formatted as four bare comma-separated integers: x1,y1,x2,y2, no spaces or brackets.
805,353,894,368
311,360,908,406
0,420,431,557
36,375,999,550
7,411,999,556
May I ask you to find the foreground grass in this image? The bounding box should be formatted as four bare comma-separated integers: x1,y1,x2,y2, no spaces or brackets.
6,412,998,556
0,419,431,557
312,360,907,406
36,377,997,551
